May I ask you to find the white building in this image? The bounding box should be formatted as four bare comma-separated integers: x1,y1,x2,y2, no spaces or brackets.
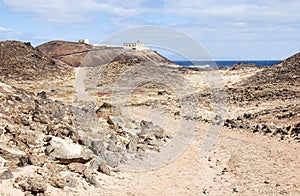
123,40,146,50
78,39,89,44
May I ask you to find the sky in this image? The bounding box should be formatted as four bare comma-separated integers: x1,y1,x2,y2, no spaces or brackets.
0,0,299,60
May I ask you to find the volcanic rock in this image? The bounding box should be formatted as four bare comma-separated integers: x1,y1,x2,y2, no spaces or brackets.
230,62,259,71
243,52,300,86
0,40,73,85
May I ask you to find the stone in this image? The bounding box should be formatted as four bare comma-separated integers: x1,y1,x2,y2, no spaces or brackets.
16,176,47,194
98,163,111,176
261,124,272,134
272,128,288,136
89,140,105,156
289,124,300,136
63,174,77,188
253,125,260,133
137,143,149,151
49,175,66,189
140,120,154,131
243,113,252,119
126,137,138,153
96,102,115,118
43,136,52,142
0,170,14,180
46,137,94,164
107,142,121,152
148,139,163,147
105,152,121,168
68,162,87,174
99,102,114,109
224,119,238,129
107,116,125,128
83,169,99,187
0,144,27,166
37,91,47,99
88,157,107,170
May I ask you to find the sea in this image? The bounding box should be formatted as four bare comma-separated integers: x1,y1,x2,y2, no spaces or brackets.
173,60,281,67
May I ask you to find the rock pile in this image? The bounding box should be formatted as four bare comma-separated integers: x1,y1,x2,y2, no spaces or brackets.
0,80,171,194
229,62,259,71
0,41,73,85
226,86,299,105
242,52,300,86
74,102,171,168
223,105,300,140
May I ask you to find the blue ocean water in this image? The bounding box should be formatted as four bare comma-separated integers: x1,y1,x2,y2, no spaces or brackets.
173,60,281,67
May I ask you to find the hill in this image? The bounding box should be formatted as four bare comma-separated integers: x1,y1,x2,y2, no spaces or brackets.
0,40,73,85
36,40,176,67
36,40,93,58
242,52,300,86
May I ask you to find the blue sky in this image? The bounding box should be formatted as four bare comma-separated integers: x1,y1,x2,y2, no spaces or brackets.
0,0,299,60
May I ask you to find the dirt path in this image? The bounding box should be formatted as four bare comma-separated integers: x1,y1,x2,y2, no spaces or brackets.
87,123,299,195
73,67,95,103
71,67,300,195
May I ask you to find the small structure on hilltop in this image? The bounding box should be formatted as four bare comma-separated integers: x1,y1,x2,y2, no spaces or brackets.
123,40,146,50
78,39,89,44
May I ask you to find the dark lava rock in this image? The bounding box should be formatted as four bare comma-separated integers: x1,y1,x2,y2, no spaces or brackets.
0,40,73,84
230,63,259,71
224,119,238,129
37,91,47,99
242,52,300,86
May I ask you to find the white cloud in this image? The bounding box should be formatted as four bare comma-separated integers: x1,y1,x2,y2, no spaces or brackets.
3,0,140,23
0,27,20,37
4,0,300,25
163,0,300,20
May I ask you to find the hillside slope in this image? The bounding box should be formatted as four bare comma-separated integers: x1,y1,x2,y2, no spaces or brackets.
243,52,300,86
37,40,176,67
0,41,73,84
36,40,93,58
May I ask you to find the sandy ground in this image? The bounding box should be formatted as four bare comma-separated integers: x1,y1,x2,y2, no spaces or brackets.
1,66,299,195
73,67,299,195
39,110,298,195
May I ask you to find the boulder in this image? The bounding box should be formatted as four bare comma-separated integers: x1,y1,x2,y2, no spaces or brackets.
0,144,28,166
45,137,94,164
107,116,126,128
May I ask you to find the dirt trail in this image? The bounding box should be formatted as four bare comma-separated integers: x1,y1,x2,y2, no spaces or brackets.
71,119,299,195
72,66,300,195
73,67,95,103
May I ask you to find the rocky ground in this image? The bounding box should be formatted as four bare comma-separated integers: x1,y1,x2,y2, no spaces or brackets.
0,40,299,195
